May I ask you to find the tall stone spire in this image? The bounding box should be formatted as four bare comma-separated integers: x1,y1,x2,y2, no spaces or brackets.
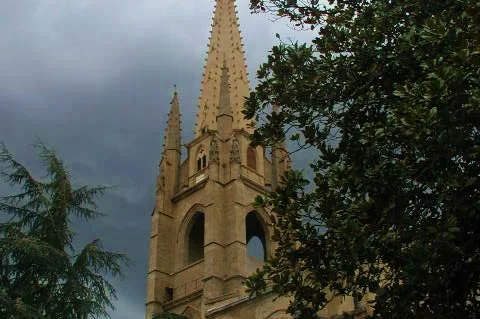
163,88,181,152
195,0,251,136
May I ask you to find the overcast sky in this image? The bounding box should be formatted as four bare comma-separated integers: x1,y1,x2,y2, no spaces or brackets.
0,1,314,318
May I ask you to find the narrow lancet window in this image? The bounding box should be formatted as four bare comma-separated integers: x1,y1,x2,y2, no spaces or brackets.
246,212,266,261
187,212,205,264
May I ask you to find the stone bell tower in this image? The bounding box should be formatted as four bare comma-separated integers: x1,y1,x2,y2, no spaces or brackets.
145,1,291,318
145,1,356,318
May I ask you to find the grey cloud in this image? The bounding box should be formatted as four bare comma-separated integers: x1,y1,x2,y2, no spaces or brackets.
0,0,210,105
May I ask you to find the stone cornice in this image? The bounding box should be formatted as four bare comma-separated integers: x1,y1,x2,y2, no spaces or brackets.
163,289,203,311
240,175,269,195
205,289,275,317
171,178,208,202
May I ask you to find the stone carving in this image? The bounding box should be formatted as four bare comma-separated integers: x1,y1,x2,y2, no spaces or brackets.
230,136,241,163
209,135,219,162
155,173,165,195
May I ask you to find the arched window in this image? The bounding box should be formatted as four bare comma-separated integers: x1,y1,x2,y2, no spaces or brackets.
247,146,257,170
196,149,207,171
245,212,266,261
187,212,205,264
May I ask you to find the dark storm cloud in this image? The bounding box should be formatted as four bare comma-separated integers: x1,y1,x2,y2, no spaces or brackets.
0,1,314,318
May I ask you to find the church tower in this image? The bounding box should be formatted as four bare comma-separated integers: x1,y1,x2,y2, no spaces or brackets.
146,1,356,318
145,1,290,318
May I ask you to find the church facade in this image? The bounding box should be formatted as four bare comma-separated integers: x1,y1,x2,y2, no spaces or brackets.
145,1,356,318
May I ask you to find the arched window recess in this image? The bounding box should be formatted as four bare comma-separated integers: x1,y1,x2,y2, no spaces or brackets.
186,212,205,264
246,211,267,261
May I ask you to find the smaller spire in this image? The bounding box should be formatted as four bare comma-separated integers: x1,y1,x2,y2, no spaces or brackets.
217,58,232,117
164,88,182,152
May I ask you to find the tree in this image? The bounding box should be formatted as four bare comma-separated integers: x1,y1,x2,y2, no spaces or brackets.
0,142,129,319
244,0,480,318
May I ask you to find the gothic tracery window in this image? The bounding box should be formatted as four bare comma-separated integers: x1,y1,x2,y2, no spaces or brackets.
197,149,207,171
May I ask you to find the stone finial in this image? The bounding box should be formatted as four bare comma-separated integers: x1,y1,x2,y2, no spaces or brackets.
217,58,232,117
209,135,219,162
230,136,241,163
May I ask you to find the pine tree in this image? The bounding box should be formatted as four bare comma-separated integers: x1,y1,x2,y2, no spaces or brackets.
0,141,129,319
